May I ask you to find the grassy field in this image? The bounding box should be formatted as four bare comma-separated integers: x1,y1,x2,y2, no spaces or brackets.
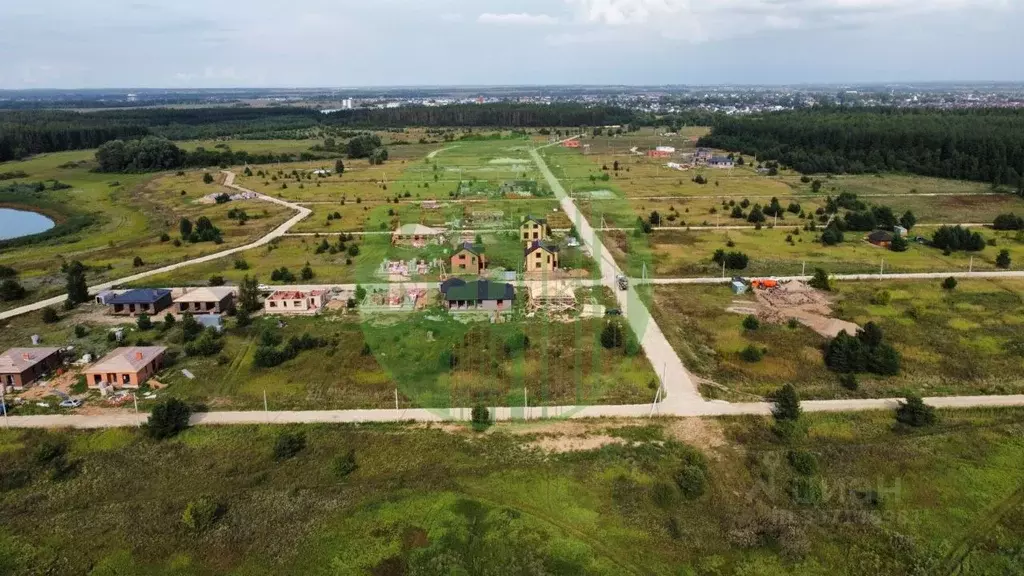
1,408,1023,574
650,278,1024,400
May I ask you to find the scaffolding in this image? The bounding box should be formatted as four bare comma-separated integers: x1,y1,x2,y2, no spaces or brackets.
526,280,577,314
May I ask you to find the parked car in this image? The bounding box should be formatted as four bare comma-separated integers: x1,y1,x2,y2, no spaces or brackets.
616,275,628,291
59,399,82,408
606,308,622,316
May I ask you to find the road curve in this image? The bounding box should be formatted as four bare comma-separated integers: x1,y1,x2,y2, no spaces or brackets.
0,172,310,322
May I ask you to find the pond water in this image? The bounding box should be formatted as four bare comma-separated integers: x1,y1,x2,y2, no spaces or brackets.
0,208,55,240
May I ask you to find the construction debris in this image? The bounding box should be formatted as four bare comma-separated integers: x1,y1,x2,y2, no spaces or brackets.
734,280,860,338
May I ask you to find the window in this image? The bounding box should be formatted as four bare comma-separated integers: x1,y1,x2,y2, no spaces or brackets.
270,301,277,308
535,262,541,269
546,256,550,264
496,300,503,305
294,301,302,307
533,232,539,239
458,254,466,259
458,265,465,270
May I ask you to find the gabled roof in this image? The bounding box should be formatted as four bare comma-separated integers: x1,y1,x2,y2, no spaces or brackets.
443,280,514,302
394,223,443,236
107,289,171,305
525,241,559,256
710,156,733,163
173,287,236,303
521,215,547,226
454,242,484,256
0,348,61,373
867,230,894,243
439,277,467,294
88,347,166,373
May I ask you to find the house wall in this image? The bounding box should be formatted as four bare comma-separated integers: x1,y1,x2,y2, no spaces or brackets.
177,294,234,314
0,353,61,390
451,250,482,274
84,354,164,389
529,249,558,271
521,222,547,243
109,294,173,316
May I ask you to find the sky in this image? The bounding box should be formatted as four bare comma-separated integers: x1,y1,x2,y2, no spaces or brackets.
1,0,1022,88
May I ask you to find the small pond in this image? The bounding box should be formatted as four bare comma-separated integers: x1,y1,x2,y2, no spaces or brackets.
0,208,55,240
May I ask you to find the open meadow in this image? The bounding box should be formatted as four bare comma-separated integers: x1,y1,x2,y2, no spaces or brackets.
1,408,1023,574
650,278,1024,400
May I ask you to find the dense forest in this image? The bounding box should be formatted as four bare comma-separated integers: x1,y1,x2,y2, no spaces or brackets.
93,137,316,173
699,108,1024,186
0,104,638,162
323,103,635,128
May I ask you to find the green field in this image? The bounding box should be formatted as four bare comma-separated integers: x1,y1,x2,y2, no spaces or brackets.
651,278,1024,400
2,408,1024,574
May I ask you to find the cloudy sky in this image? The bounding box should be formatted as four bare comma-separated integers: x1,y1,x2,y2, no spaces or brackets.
1,0,1021,88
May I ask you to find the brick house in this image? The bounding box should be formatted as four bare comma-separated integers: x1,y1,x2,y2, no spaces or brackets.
0,347,62,390
106,289,173,316
525,241,560,272
520,216,550,245
264,289,328,315
84,346,166,389
173,286,236,314
451,243,486,275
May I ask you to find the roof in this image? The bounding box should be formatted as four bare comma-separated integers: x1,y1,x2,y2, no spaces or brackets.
454,242,484,256
174,287,235,303
88,347,166,373
107,289,171,305
268,290,325,300
525,241,560,256
439,277,467,294
710,156,733,163
394,223,443,236
443,280,514,302
521,215,547,226
0,348,61,374
867,230,894,243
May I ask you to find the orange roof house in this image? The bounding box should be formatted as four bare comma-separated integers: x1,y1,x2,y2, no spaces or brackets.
0,347,62,390
84,346,166,390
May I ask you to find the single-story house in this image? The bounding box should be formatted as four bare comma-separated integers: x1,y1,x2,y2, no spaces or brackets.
84,346,166,389
264,289,328,315
647,150,671,158
173,286,236,314
520,215,550,245
95,290,120,305
526,241,560,272
0,347,62,390
106,289,173,316
451,243,486,275
655,146,676,153
441,279,514,312
867,230,895,247
563,139,581,148
709,156,734,169
695,147,713,161
392,223,444,246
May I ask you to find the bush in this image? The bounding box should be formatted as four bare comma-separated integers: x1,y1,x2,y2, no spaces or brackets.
41,306,59,324
182,497,220,533
772,384,802,422
996,249,1011,269
74,324,88,338
600,322,624,349
824,324,900,376
896,395,937,427
208,275,225,286
742,315,760,331
273,431,307,460
136,314,152,330
333,449,358,478
0,279,26,302
132,256,144,267
787,450,819,476
202,173,214,184
739,344,763,363
839,373,858,391
471,403,491,431
184,330,223,357
789,476,824,506
870,290,891,305
503,330,530,356
146,399,192,440
943,276,958,290
712,249,749,270
675,465,707,500
808,268,831,291
932,225,984,252
34,438,67,465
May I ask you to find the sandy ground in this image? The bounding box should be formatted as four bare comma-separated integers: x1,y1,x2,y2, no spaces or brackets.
730,280,860,338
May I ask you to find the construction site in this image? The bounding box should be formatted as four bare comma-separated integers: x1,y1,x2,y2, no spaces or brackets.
727,279,860,338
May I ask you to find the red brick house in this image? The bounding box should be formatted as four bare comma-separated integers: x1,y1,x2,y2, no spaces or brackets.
84,347,166,390
0,347,62,390
451,243,486,275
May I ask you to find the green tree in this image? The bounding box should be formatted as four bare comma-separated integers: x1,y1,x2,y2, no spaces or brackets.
273,431,306,460
202,172,214,184
808,268,831,291
996,249,1011,269
471,404,492,431
163,313,176,328
334,159,345,174
237,275,261,312
65,260,89,305
895,395,937,427
600,321,624,349
354,284,367,303
41,306,59,324
899,210,916,230
675,465,707,500
889,234,908,252
300,263,314,281
146,399,192,440
334,449,358,477
772,384,802,422
942,276,958,290
179,217,193,238
136,314,152,331
742,315,760,331
0,279,26,301
182,497,220,533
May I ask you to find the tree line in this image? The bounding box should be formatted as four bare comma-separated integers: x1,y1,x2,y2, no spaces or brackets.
322,103,636,128
94,137,308,173
699,108,1024,187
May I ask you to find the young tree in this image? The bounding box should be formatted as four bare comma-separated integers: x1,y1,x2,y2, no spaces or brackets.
132,256,144,267
899,210,917,230
649,211,662,226
273,431,307,460
808,268,832,291
65,260,89,305
334,159,345,175
742,315,760,331
471,403,491,431
895,395,937,427
202,172,214,184
772,384,802,422
136,314,152,331
996,249,1012,269
333,449,358,477
237,275,261,312
41,306,59,324
300,263,314,281
0,279,26,301
179,217,193,238
354,285,367,303
889,234,908,252
600,321,624,349
146,398,192,440
942,276,958,290
164,313,176,328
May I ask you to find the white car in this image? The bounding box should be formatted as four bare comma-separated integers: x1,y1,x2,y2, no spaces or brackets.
59,399,82,408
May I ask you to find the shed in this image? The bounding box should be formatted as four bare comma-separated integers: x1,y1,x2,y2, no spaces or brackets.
731,281,747,295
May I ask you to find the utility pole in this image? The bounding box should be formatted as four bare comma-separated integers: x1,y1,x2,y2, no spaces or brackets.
1,387,8,428
722,260,726,279
133,393,140,427
394,389,399,411
263,389,268,413
802,261,806,277
524,387,528,420
969,256,973,273
880,259,884,277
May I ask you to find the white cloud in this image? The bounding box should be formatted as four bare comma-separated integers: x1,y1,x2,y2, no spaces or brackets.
563,0,1010,42
478,12,559,25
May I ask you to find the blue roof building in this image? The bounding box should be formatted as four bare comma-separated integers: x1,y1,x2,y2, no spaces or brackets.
106,289,172,316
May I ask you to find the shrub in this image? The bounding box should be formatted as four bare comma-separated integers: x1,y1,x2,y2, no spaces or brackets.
675,465,707,500
942,276,958,290
41,306,59,324
300,264,314,281
992,213,1024,231
163,313,176,328
932,225,984,252
870,290,891,305
889,234,908,252
471,403,491,431
273,431,307,460
208,275,225,286
146,399,192,440
787,450,819,476
712,249,749,270
600,322,624,349
896,395,937,427
996,249,1011,269
334,449,358,478
789,476,824,506
35,438,67,465
136,314,152,331
74,324,88,338
839,373,858,391
0,279,26,302
739,344,763,363
808,268,831,291
742,315,760,331
503,330,530,356
233,259,249,270
184,330,223,357
202,173,215,184
772,384,802,422
182,497,220,533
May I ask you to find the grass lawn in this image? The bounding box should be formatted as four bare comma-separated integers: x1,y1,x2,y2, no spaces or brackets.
651,278,1024,400
1,408,1024,574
